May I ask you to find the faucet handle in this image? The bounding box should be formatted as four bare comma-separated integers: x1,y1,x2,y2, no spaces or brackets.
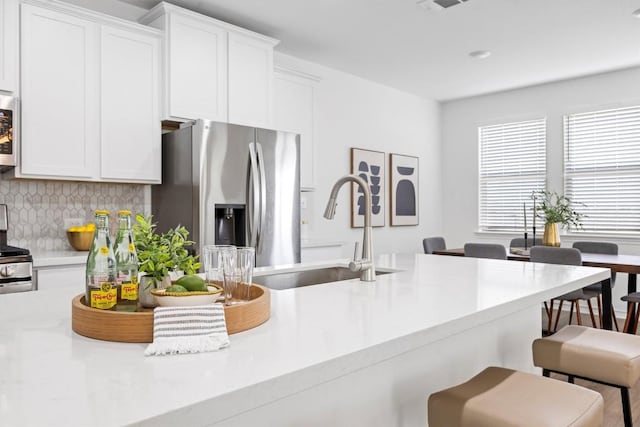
352,241,360,261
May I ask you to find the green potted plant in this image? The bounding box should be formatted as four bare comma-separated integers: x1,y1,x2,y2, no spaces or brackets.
133,214,201,307
532,190,584,247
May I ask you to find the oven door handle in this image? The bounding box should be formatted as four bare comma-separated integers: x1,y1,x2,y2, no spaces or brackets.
0,280,34,294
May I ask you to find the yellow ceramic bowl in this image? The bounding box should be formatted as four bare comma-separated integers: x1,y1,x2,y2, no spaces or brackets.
66,231,94,251
150,285,223,307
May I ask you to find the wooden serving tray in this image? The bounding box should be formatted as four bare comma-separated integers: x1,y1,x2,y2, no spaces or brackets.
71,283,270,343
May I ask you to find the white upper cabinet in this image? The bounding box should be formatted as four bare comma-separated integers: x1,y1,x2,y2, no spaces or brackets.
20,3,99,179
274,67,320,191
141,2,278,126
143,7,227,122
228,31,275,128
0,0,18,92
100,25,161,182
18,1,161,183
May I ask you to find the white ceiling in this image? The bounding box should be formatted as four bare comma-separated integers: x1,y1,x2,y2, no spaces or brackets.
124,0,640,101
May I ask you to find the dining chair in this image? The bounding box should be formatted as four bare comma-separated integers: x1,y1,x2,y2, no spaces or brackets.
463,243,507,260
423,237,446,254
530,246,599,333
572,241,619,331
509,237,543,248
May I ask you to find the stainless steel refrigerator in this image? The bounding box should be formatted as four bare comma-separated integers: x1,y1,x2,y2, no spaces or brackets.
151,119,300,267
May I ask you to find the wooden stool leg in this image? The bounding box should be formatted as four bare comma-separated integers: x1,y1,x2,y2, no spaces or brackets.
621,387,632,427
587,299,597,328
612,304,620,332
597,295,603,328
624,306,633,334
568,375,575,384
544,301,550,318
574,301,583,326
635,305,640,334
554,300,564,332
546,300,555,334
568,301,575,325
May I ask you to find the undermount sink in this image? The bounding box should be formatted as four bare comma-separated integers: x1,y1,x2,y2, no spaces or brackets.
253,266,394,290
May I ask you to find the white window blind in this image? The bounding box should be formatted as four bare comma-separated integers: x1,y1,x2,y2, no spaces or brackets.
564,105,640,233
479,119,546,231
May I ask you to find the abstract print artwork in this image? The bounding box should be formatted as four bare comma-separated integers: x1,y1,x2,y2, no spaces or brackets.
350,148,385,228
390,153,419,226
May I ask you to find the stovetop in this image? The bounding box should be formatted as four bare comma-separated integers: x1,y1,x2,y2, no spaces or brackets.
0,245,30,258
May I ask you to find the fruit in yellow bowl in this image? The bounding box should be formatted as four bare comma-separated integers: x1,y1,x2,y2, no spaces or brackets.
66,223,95,251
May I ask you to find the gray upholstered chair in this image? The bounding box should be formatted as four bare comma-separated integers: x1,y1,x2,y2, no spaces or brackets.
509,237,543,248
530,246,599,333
463,243,507,260
572,241,619,330
423,237,446,254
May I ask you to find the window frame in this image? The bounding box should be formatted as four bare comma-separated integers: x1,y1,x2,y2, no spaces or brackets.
563,103,640,235
477,117,547,233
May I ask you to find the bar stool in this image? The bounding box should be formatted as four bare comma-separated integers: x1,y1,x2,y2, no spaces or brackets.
533,325,640,427
428,366,603,426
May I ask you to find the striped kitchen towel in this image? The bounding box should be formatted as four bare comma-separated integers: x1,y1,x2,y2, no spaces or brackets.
144,304,230,356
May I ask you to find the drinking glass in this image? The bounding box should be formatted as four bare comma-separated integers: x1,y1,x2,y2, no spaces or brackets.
236,247,255,302
203,245,236,300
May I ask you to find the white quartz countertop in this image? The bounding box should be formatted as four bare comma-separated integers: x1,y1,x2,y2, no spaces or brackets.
0,254,609,426
31,250,88,267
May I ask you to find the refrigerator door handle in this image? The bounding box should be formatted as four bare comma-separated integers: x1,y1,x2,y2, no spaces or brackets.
248,143,260,248
256,141,267,254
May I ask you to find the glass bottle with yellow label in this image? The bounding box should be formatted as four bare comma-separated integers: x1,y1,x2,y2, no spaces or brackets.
85,210,118,310
114,210,138,312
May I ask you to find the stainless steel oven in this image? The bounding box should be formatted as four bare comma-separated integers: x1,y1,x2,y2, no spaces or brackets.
0,204,32,294
0,94,16,171
0,256,33,294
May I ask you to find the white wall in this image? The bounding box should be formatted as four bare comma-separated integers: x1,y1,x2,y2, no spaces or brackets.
276,53,442,256
441,65,640,317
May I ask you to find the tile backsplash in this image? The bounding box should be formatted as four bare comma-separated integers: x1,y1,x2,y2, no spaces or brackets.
0,179,150,251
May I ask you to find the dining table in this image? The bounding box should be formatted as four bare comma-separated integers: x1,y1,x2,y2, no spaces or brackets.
432,248,640,332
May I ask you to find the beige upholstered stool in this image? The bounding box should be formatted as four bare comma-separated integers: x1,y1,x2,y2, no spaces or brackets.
533,325,640,427
427,366,603,427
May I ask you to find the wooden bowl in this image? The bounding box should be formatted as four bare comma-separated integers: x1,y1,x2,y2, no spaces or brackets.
66,231,93,251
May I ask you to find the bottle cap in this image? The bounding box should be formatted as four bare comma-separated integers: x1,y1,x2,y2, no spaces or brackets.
118,210,132,216
95,209,110,216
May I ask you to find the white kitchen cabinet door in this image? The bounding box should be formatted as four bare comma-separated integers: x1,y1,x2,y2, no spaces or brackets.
100,26,161,183
166,12,227,122
274,68,319,190
228,31,275,128
0,0,18,92
20,4,99,179
36,266,85,293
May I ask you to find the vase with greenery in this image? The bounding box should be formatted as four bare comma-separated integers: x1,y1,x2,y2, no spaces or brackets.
133,214,201,307
532,190,584,247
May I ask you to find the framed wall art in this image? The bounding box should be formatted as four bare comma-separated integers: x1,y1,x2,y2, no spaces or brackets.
350,148,385,228
389,153,419,226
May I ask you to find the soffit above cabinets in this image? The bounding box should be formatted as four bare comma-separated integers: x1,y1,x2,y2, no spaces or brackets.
121,0,640,101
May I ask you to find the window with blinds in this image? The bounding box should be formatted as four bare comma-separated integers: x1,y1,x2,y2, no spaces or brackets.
564,105,640,233
479,119,546,231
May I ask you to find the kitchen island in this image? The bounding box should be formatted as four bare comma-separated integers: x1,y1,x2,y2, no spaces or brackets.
0,254,609,426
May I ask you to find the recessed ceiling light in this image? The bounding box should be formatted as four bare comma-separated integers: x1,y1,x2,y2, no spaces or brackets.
469,50,491,59
633,8,640,18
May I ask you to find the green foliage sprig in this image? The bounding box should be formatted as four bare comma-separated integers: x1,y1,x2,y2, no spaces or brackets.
133,214,201,289
532,190,584,229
